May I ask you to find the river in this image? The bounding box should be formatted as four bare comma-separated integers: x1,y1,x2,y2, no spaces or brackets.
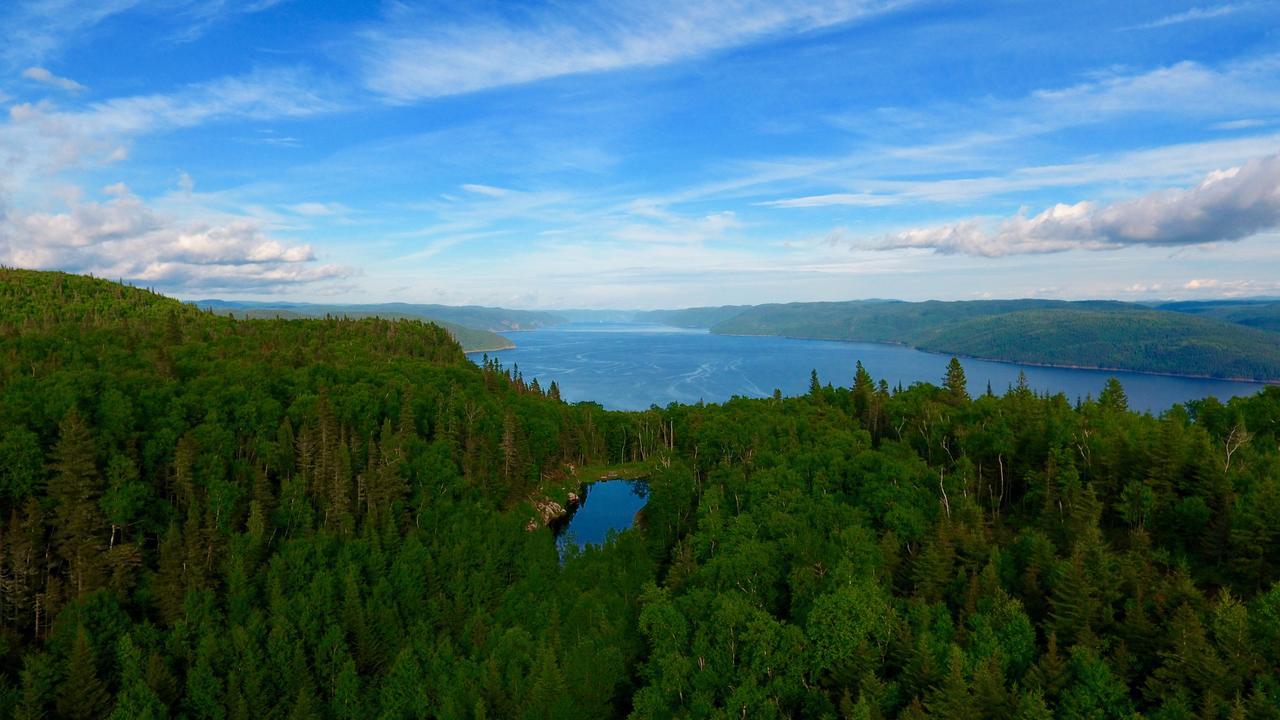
471,323,1267,414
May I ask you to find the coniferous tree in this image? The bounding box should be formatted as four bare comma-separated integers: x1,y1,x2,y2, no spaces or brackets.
57,627,111,720
944,357,969,402
49,411,106,597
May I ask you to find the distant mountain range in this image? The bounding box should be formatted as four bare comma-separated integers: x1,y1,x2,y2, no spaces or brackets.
193,297,1280,382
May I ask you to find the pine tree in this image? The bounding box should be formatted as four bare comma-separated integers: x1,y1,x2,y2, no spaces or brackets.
1099,378,1128,411
109,634,168,720
57,626,111,720
853,361,874,421
49,411,105,597
944,357,969,402
925,647,977,720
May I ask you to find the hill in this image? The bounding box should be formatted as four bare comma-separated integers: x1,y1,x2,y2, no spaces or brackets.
1156,299,1280,334
705,299,1280,381
634,304,755,328
917,308,1280,380
2,268,1279,718
196,299,567,343
199,303,515,352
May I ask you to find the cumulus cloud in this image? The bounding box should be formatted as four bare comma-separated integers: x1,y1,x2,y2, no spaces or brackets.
0,184,351,292
22,67,85,91
1181,278,1280,296
874,152,1280,256
361,0,907,101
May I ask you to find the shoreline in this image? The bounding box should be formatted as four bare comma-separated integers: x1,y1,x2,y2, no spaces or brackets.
463,343,517,354
463,325,1277,386
713,331,1277,386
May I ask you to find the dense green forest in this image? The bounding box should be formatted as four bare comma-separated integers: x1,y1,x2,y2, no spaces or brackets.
917,309,1280,381
2,268,1280,719
654,300,1280,382
196,305,514,353
195,300,564,333
1154,301,1280,335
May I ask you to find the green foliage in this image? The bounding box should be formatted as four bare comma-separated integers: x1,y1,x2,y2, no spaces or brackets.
705,298,1280,381
3,269,1280,718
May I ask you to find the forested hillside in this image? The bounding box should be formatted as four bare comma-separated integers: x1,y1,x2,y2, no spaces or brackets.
2,268,1280,719
705,300,1280,382
197,304,514,353
196,300,565,334
918,309,1280,381
1157,300,1280,335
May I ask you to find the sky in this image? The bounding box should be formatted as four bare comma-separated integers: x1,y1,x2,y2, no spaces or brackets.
1,0,1279,309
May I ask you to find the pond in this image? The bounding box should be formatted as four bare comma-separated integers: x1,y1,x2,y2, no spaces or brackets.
554,479,649,553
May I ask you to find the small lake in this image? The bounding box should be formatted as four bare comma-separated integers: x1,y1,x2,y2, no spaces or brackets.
473,323,1268,414
555,479,649,552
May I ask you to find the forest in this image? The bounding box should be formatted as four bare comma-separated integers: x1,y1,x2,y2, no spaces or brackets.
648,299,1280,382
1,268,1279,719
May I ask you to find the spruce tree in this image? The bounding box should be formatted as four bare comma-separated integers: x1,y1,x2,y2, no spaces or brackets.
57,626,111,720
944,357,969,402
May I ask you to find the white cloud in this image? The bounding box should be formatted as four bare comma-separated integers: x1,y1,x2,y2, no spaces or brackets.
360,0,909,101
21,66,85,91
1,1,289,66
758,192,897,208
1,1,144,66
286,201,347,217
873,152,1280,256
1028,56,1280,122
461,183,513,198
1181,277,1280,296
612,210,743,245
1131,4,1243,30
0,68,340,201
1213,118,1270,130
0,184,351,291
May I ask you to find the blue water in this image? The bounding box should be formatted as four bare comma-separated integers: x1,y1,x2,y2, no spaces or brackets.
555,479,649,551
472,323,1268,414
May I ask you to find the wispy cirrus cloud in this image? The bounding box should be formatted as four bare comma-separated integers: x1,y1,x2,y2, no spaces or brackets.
359,0,910,102
733,57,1280,211
0,67,341,194
0,0,145,66
21,66,85,91
1,0,290,67
1028,55,1280,121
1129,4,1244,30
870,152,1280,256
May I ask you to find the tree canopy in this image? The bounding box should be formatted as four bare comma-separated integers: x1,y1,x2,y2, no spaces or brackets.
1,268,1279,718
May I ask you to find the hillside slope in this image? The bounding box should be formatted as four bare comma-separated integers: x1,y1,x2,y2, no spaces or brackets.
196,299,564,333
200,304,515,351
1157,299,1280,334
709,299,1280,381
917,308,1280,380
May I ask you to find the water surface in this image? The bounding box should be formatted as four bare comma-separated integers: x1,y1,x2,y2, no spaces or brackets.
474,323,1267,414
555,479,648,552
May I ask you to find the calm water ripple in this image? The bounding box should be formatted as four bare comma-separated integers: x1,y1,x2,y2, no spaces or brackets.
472,323,1267,414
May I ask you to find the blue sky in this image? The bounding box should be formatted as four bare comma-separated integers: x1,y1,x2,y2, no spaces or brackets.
1,0,1279,308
